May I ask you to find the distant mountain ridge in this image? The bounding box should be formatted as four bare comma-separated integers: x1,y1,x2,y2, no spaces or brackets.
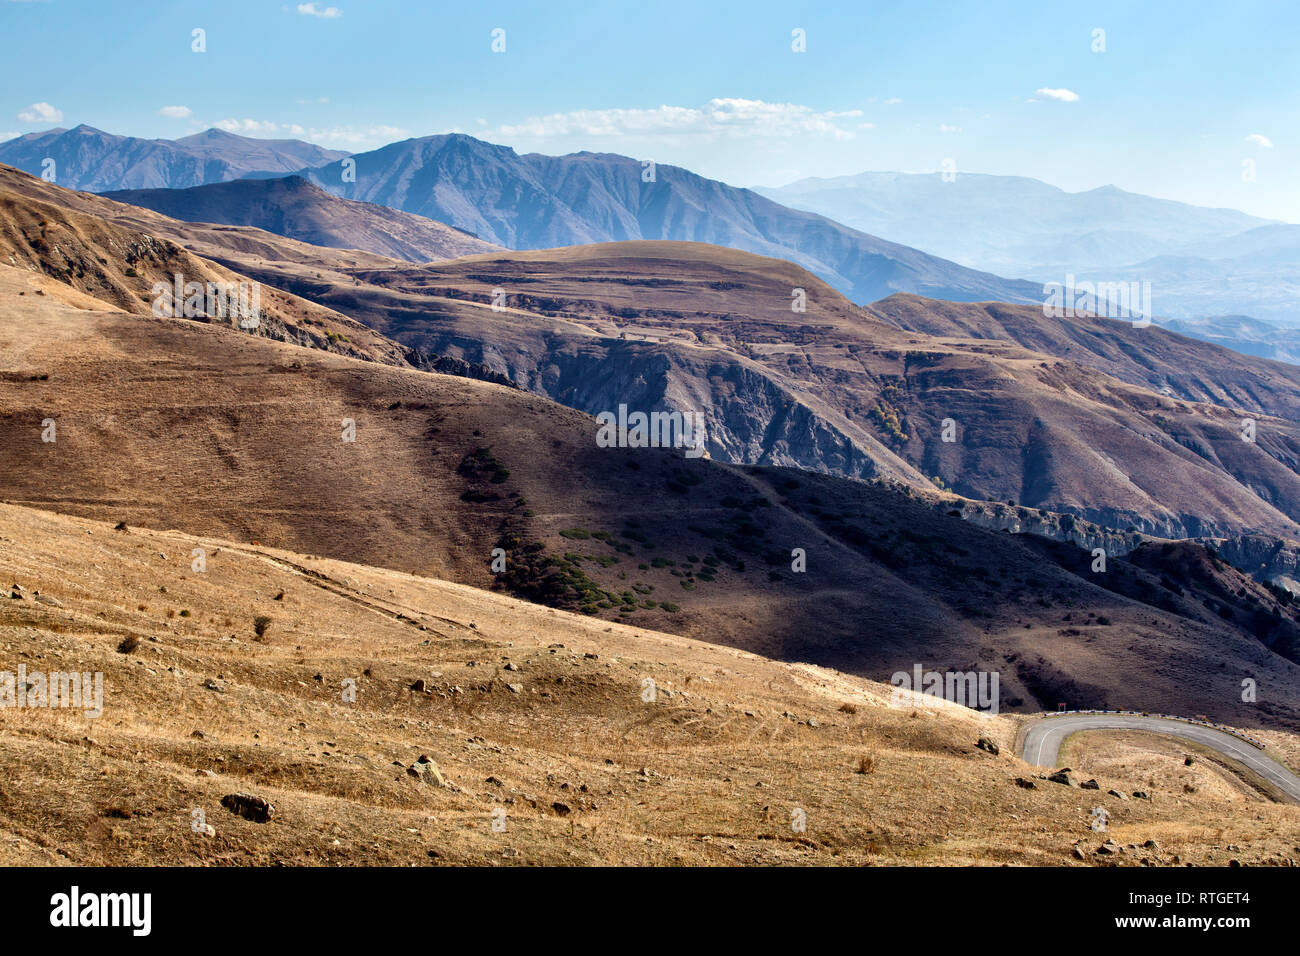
102,175,500,263
293,133,1044,306
0,125,349,191
758,170,1300,324
757,170,1275,275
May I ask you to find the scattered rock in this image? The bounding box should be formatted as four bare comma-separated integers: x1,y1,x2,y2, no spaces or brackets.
1047,769,1077,787
1184,756,1195,766
406,755,447,788
1132,790,1151,800
976,736,1000,755
1072,846,1086,860
202,679,225,693
1107,789,1128,800
1080,778,1100,790
1014,777,1037,790
34,593,63,608
506,683,523,694
1096,843,1115,856
552,801,571,816
503,662,519,672
219,792,275,823
409,679,427,693
1143,839,1159,850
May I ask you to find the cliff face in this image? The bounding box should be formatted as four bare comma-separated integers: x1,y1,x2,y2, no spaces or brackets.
1211,535,1300,590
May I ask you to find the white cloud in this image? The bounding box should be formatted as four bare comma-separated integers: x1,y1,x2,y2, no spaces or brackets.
1033,88,1080,102
883,97,902,105
212,118,404,147
306,124,409,147
489,98,865,142
296,96,330,105
938,124,962,133
297,3,342,17
0,132,18,142
215,118,283,134
1245,133,1274,149
17,101,62,123
158,105,192,119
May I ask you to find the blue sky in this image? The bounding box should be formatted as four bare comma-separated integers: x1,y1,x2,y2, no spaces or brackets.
3,0,1298,220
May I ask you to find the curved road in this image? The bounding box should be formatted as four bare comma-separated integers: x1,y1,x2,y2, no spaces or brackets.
1021,713,1300,804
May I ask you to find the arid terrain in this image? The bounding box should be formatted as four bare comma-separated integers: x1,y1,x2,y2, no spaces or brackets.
2,503,1298,866
3,154,1300,869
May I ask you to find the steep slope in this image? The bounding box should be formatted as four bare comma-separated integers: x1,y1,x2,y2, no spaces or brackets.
0,125,348,191
1158,315,1300,366
5,266,1300,727
14,162,1300,543
6,504,1299,866
867,295,1300,421
234,240,1300,541
102,176,502,263
0,182,406,366
295,134,1042,305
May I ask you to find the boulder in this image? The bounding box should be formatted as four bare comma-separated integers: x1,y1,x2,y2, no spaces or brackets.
1047,769,1077,787
219,792,275,823
1080,778,1100,790
1014,777,1037,790
406,755,447,788
976,736,1000,755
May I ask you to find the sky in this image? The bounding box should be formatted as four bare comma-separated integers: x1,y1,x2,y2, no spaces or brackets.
2,0,1298,221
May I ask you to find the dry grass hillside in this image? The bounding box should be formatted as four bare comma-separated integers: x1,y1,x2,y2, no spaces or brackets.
0,182,406,366
2,503,1298,866
3,267,1300,729
244,241,1300,542
8,163,1300,543
103,176,502,264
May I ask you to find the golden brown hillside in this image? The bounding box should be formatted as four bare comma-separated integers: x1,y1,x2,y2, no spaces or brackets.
2,503,1298,866
4,263,1300,730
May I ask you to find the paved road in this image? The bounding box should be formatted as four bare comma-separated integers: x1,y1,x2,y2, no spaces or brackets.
1021,713,1300,804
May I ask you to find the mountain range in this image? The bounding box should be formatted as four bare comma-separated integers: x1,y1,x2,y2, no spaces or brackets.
103,175,500,262
0,126,1041,306
758,171,1300,325
5,192,1300,726
9,126,1300,328
11,152,1300,544
0,124,348,191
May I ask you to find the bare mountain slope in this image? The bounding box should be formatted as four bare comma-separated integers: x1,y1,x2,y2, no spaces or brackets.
5,504,1298,866
102,176,502,263
868,294,1300,421
235,241,1300,541
296,134,1044,305
0,179,407,366
3,266,1300,729
0,125,348,191
12,164,1300,542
